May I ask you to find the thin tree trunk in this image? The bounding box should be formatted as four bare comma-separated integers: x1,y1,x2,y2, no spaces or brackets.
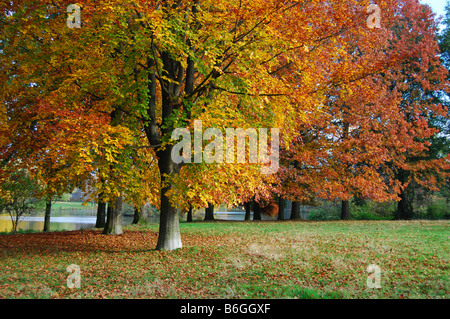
341,200,350,220
278,197,285,221
43,199,52,232
95,201,106,228
253,201,261,220
341,120,351,222
244,202,252,221
132,206,140,224
187,205,193,222
12,212,19,233
103,196,123,235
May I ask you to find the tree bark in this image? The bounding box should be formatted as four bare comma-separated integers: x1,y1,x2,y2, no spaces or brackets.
244,202,252,221
341,200,350,220
187,205,193,222
395,169,414,220
132,206,140,224
43,199,51,232
290,201,301,220
156,188,182,250
155,145,182,250
103,196,123,235
204,203,215,221
95,201,106,228
278,197,285,221
396,188,413,220
253,201,261,220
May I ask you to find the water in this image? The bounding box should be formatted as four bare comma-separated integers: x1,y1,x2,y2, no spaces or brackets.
0,210,135,233
0,210,275,233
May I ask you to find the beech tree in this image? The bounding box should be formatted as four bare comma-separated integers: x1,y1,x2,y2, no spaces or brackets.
3,0,447,250
277,0,449,220
385,0,449,219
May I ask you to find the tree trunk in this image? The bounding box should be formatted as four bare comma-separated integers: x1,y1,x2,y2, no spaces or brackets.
290,201,301,220
43,199,51,232
11,211,19,233
278,197,285,221
156,187,182,250
341,200,350,220
396,188,413,220
132,206,140,224
103,196,123,235
187,205,193,222
244,202,252,221
140,203,151,223
253,201,261,220
95,201,106,228
156,145,182,251
204,203,215,221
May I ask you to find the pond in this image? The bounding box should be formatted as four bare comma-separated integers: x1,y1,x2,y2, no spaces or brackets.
0,210,135,233
0,210,275,233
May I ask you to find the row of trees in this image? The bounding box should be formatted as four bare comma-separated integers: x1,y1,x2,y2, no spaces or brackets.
1,0,449,249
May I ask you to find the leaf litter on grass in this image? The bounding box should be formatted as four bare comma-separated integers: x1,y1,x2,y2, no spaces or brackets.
0,220,448,298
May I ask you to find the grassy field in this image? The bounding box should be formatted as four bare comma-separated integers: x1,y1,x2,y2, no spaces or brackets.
0,220,448,299
51,201,97,210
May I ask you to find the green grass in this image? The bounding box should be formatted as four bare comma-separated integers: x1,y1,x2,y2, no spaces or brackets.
0,220,448,299
51,201,96,210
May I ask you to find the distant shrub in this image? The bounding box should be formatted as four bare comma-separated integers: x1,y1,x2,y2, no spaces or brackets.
351,201,395,220
429,200,448,219
306,199,395,221
307,202,340,221
57,193,72,202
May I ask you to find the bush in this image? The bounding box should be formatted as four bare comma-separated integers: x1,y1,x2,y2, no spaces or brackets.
0,170,44,232
307,202,340,221
57,193,72,202
351,201,395,220
306,199,396,221
429,199,449,219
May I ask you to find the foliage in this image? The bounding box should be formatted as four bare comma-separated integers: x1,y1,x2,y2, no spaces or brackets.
307,202,341,221
0,0,449,248
0,170,45,232
278,0,449,221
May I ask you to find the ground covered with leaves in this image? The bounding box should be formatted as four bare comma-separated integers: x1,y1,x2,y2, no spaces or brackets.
0,220,448,299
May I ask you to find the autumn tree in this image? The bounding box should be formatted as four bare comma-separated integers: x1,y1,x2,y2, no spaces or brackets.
3,0,438,250
0,169,44,233
437,0,450,208
277,0,448,220
0,0,160,235
277,1,403,219
385,0,449,219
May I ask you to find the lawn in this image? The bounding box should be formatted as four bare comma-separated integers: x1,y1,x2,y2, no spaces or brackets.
51,201,97,210
0,220,448,299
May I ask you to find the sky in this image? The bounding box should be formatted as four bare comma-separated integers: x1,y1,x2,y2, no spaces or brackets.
420,0,447,20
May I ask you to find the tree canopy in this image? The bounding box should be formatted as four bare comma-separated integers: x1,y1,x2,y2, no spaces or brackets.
0,0,448,249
